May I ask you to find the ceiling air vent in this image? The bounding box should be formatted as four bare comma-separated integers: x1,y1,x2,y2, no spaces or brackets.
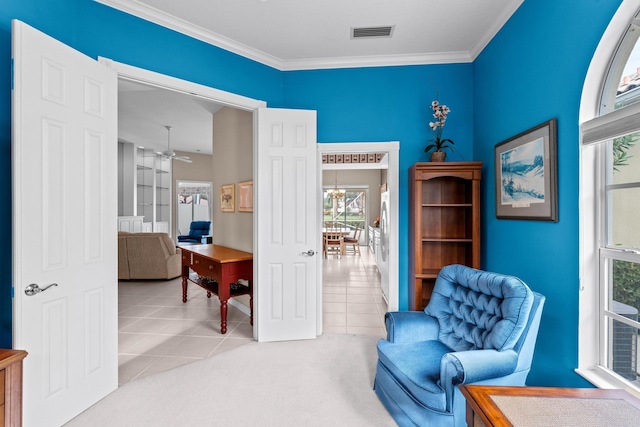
351,26,394,39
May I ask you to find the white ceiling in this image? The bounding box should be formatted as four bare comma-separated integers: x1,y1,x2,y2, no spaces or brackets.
118,79,220,155
99,0,522,70
110,0,523,153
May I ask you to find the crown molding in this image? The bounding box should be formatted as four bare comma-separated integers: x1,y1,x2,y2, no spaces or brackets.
279,51,473,71
468,0,524,59
96,0,284,69
96,0,515,71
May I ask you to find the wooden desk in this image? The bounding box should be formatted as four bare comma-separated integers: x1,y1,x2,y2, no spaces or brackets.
178,244,253,334
460,385,640,427
0,349,27,427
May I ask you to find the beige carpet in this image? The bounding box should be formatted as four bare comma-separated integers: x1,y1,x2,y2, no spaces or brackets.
66,334,396,426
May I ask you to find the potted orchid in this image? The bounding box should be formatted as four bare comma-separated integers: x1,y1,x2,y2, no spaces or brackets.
424,99,454,162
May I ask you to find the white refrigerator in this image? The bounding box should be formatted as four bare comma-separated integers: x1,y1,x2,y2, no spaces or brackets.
378,190,390,304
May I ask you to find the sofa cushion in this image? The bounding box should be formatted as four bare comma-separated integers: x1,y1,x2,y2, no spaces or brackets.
376,339,451,412
117,234,130,280
119,232,181,280
131,232,177,255
425,264,533,352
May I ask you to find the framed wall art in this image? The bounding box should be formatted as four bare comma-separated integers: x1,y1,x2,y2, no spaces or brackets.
494,118,558,221
220,184,235,212
237,180,253,212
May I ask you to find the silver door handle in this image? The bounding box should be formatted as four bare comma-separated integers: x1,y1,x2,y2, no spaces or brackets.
25,283,58,296
301,250,315,256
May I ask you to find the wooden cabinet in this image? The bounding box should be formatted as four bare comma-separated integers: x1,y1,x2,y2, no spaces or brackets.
117,215,144,233
409,162,482,311
0,349,27,427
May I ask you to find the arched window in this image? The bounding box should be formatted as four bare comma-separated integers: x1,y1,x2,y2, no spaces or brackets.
579,0,640,391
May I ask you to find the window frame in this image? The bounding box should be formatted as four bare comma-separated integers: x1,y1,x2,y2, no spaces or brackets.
579,0,640,392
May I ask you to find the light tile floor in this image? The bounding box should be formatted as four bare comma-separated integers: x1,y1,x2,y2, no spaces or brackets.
322,248,387,336
118,279,253,385
118,245,387,384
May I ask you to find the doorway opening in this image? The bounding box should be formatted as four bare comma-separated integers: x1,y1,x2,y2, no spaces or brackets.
109,59,265,383
317,142,400,338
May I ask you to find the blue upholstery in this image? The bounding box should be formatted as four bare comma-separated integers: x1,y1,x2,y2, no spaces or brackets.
374,264,545,427
177,221,211,243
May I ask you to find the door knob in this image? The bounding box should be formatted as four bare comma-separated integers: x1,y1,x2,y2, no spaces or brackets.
25,283,58,296
301,250,316,256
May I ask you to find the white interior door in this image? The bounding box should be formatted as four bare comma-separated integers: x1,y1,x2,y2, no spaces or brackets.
256,108,318,342
12,20,118,427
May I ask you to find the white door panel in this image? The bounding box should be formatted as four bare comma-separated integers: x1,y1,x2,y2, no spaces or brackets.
12,20,118,427
256,108,317,342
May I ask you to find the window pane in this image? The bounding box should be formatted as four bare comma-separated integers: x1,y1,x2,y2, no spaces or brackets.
611,259,640,316
609,132,640,185
605,14,640,112
616,37,640,110
606,317,639,383
607,187,640,248
323,189,367,229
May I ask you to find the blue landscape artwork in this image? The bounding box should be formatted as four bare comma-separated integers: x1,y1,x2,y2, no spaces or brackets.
500,137,545,206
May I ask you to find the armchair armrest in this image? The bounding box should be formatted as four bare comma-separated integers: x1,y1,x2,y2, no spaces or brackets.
440,349,518,412
385,311,440,343
442,349,518,384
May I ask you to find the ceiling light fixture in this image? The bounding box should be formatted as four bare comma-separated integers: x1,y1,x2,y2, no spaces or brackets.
328,170,345,199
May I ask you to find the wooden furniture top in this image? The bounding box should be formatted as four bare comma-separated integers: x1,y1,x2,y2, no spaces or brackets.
411,161,483,180
412,161,483,169
178,244,253,263
0,349,27,370
460,385,640,427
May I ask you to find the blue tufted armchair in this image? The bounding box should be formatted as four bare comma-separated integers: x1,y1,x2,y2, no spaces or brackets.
177,221,211,243
374,264,545,427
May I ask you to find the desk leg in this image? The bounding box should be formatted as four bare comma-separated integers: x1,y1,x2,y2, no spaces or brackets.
465,402,475,427
182,275,188,303
250,292,254,326
220,299,228,334
249,281,253,326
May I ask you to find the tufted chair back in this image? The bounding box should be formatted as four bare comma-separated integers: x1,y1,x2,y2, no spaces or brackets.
425,264,534,352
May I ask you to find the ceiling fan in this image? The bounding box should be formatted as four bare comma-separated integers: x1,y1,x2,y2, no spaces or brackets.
157,125,192,163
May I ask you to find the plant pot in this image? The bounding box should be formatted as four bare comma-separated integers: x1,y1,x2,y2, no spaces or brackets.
430,151,446,162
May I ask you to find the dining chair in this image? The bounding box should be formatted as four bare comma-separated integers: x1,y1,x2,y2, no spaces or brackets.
323,231,345,258
344,223,362,255
324,221,338,231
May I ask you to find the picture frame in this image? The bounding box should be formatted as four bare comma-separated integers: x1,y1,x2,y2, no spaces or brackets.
237,180,253,212
494,118,558,221
220,184,235,212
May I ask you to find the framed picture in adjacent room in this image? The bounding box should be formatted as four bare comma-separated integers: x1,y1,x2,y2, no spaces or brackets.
237,180,253,212
494,118,558,221
220,184,235,212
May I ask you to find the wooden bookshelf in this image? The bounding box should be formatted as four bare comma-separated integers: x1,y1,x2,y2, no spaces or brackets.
409,162,482,310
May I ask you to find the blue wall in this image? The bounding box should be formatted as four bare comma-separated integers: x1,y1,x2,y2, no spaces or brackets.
0,0,629,387
473,0,622,386
283,64,475,309
0,0,284,348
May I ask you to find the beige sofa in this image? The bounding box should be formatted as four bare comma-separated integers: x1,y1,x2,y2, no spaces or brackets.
118,232,182,280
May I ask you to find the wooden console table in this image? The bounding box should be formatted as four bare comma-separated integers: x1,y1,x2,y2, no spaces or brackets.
179,244,253,334
0,349,27,427
460,385,640,427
